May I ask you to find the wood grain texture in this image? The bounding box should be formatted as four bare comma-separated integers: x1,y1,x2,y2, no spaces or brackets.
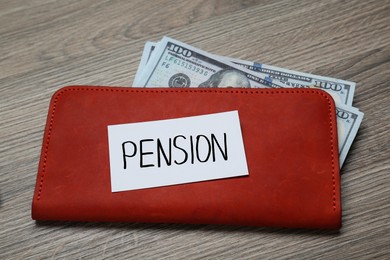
0,0,389,258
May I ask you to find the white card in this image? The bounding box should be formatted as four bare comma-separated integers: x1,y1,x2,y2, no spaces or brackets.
107,111,248,192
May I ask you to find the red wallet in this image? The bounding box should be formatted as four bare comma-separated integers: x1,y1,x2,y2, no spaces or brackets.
32,86,341,229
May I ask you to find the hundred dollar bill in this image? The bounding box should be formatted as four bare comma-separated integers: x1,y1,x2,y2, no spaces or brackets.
133,41,156,82
133,37,290,88
133,41,156,85
336,104,363,166
134,39,363,167
133,42,356,107
225,57,356,106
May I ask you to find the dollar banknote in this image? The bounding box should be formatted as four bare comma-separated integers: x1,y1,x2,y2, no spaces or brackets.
133,41,156,85
134,41,355,107
224,57,356,106
133,38,363,167
133,42,155,81
336,104,364,166
133,37,291,88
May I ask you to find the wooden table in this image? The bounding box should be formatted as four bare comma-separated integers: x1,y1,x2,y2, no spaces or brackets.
1,0,389,258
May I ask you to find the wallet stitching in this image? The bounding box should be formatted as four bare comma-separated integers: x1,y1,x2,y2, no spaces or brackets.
37,87,337,211
37,91,60,201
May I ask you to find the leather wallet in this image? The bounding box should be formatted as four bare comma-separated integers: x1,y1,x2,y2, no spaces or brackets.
32,86,341,229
